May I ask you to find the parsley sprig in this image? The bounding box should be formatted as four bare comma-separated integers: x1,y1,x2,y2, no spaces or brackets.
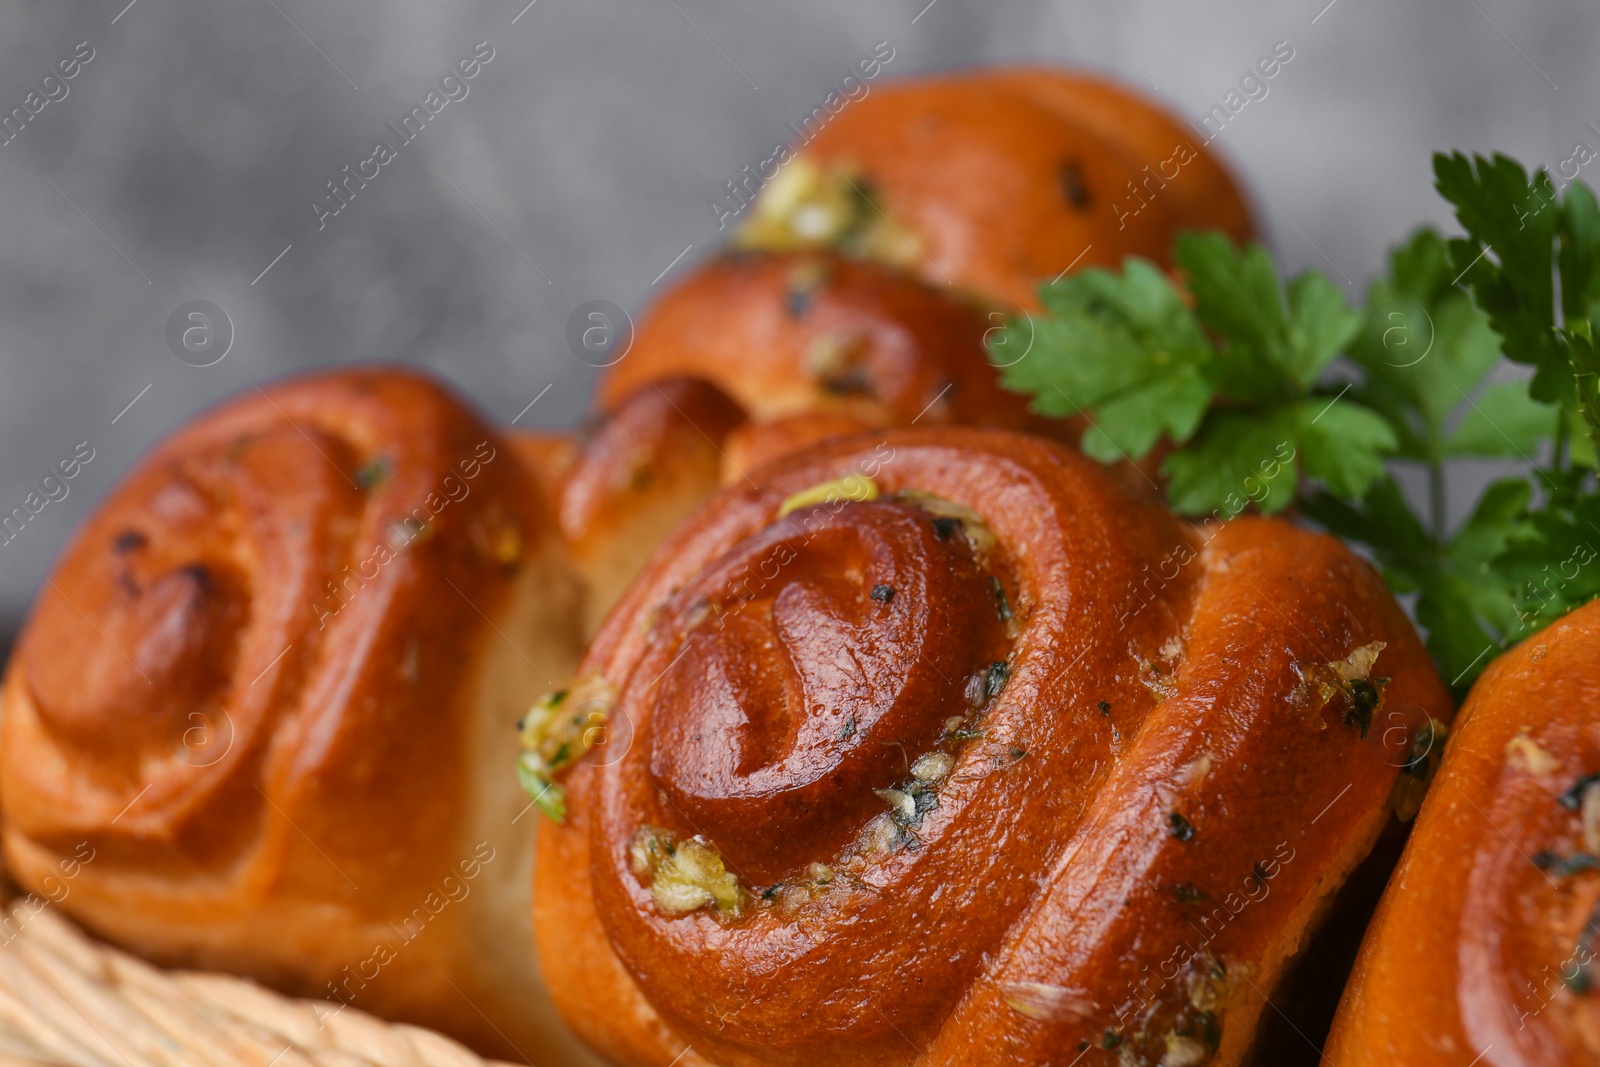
994,152,1600,696
1003,232,1384,515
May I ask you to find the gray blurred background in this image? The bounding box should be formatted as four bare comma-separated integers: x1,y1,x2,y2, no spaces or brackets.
0,0,1592,638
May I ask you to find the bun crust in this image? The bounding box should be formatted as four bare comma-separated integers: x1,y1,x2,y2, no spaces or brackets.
747,71,1249,308
533,427,1449,1066
1326,599,1600,1066
0,368,594,1061
600,250,1041,431
977,67,1254,246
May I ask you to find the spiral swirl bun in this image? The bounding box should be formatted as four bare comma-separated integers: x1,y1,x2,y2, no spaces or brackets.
1,368,593,1061
641,496,1011,884
534,428,1450,1067
1327,599,1600,1067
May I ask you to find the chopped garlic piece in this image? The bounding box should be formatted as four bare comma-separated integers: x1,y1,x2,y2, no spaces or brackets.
1330,641,1386,682
1163,1034,1209,1067
778,473,879,517
1505,733,1559,776
1582,781,1600,855
806,862,835,885
516,674,619,822
1001,982,1096,1022
858,812,899,856
629,827,746,919
875,788,917,822
734,158,921,268
911,751,955,782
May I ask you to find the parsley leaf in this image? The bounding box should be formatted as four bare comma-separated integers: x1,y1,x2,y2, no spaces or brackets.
1434,152,1569,403
997,154,1600,695
1176,231,1361,398
1163,409,1300,516
1497,493,1600,635
1444,382,1557,459
997,232,1386,516
1345,227,1504,461
1006,259,1213,462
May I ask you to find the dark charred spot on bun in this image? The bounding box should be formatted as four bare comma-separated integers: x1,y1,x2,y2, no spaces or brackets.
179,562,214,594
113,529,147,553
1059,160,1091,211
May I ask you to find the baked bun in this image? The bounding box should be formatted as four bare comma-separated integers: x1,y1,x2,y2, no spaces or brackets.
529,427,1450,1066
735,69,1251,308
563,247,1062,626
531,378,746,632
0,368,597,1063
1326,600,1600,1065
977,67,1253,246
599,250,1041,431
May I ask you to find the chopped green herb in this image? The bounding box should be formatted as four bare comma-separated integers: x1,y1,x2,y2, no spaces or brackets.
1171,882,1209,904
1403,718,1448,780
354,455,391,489
516,754,567,822
967,663,1011,707
1533,851,1600,876
1098,701,1111,715
1177,1009,1223,1052
991,576,1013,621
987,660,1011,699
1169,812,1196,842
870,583,895,602
1559,773,1600,811
1342,678,1381,739
1101,1031,1123,1050
516,675,617,823
932,516,961,541
1563,898,1600,992
839,714,856,740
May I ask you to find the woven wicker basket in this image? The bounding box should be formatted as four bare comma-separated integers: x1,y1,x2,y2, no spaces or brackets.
0,897,518,1067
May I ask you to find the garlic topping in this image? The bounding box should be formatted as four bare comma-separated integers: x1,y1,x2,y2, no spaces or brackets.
515,673,619,823
629,826,747,920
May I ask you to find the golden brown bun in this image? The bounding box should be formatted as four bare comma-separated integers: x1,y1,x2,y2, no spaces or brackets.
532,427,1450,1066
1326,600,1600,1065
530,379,746,633
0,368,598,1063
720,411,876,484
599,250,1045,431
977,67,1254,246
740,69,1251,308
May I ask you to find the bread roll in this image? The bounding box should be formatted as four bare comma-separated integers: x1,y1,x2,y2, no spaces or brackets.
736,69,1252,308
528,427,1450,1066
599,250,1043,431
0,368,598,1063
1326,599,1600,1065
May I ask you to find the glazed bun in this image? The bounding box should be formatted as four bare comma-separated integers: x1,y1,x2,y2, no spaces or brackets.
518,378,746,633
0,368,598,1063
530,427,1450,1067
977,67,1253,246
735,68,1252,308
1326,599,1600,1066
598,250,1042,431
